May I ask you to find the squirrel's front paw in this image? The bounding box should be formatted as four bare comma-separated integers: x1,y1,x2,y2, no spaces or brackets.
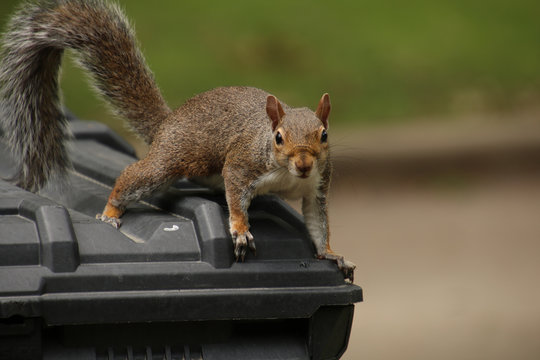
96,213,122,229
338,258,356,283
231,230,255,261
318,253,356,282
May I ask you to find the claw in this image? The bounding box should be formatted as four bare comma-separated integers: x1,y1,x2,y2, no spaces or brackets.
96,213,122,229
231,230,255,262
247,232,256,256
318,252,356,282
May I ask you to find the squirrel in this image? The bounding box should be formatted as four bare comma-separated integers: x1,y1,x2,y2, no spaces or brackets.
0,0,355,281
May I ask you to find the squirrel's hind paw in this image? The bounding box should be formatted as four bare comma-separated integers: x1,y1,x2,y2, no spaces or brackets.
232,230,255,261
96,213,122,229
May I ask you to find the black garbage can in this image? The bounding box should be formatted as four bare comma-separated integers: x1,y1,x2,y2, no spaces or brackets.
0,119,363,360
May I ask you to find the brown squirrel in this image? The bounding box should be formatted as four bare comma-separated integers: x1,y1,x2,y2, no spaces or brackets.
0,0,355,280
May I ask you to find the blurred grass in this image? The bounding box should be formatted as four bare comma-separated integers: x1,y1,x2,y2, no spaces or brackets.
1,0,540,130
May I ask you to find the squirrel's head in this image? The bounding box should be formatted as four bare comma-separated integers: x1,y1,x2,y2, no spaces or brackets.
266,93,330,179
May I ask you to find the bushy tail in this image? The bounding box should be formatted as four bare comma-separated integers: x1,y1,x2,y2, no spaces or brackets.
0,0,171,191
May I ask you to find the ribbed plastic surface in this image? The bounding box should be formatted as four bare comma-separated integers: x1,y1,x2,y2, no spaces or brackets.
0,119,362,360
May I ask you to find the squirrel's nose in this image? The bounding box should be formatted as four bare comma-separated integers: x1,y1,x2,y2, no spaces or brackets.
295,159,313,177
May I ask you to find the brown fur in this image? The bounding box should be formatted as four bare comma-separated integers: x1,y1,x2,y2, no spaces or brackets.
0,1,355,280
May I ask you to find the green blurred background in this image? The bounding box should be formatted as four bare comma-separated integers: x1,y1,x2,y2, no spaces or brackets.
1,0,539,131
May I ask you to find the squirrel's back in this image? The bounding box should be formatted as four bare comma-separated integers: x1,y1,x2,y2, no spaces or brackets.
175,86,276,133
146,86,277,178
0,0,171,191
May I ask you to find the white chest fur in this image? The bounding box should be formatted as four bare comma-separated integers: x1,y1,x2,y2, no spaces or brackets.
253,167,321,200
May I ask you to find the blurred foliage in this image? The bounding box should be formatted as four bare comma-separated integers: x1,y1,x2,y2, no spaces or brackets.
1,0,540,130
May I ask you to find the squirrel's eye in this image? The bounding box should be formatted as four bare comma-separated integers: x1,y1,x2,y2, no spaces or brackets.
321,129,328,143
275,131,284,145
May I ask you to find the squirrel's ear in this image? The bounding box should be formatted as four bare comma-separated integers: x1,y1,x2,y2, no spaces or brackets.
266,95,285,131
316,93,331,129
